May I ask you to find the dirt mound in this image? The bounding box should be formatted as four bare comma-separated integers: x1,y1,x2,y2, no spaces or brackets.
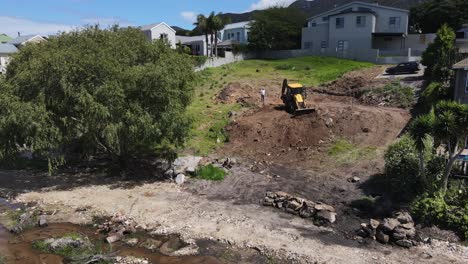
217,82,260,106
314,66,389,97
224,96,410,160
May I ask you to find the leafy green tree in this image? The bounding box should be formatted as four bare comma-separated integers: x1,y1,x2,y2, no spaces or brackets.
194,14,210,56
248,7,306,51
409,114,435,189
410,0,468,33
421,24,458,83
3,26,194,173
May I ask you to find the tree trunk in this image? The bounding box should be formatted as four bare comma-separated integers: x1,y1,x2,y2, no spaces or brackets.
418,151,428,189
215,31,218,57
442,155,457,193
205,33,209,57
210,33,214,57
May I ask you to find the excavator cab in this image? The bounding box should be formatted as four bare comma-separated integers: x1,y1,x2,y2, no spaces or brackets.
281,79,314,115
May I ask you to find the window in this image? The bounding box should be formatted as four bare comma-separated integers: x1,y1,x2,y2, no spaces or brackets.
356,16,366,27
236,32,240,41
337,40,344,52
160,33,168,40
336,17,344,28
389,17,401,30
304,42,313,49
321,41,328,48
311,21,317,27
322,16,328,22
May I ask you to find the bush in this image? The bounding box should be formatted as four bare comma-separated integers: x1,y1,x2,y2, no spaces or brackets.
192,56,208,67
364,82,414,108
412,192,468,240
195,164,226,181
232,44,249,55
384,135,420,201
421,82,450,110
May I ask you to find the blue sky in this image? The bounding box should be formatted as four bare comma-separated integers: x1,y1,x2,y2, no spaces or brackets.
0,0,296,36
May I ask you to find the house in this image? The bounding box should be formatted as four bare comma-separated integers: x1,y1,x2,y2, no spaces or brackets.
301,1,433,63
140,22,176,48
0,44,18,74
0,34,12,44
8,35,46,48
456,23,468,54
453,58,468,104
176,35,217,56
220,21,252,44
1,35,46,74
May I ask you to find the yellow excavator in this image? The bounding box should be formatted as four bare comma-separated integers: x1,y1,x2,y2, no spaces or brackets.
280,79,314,115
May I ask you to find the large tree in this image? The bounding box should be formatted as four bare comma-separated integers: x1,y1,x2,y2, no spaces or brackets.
2,26,195,173
194,14,210,56
421,24,458,83
248,7,306,51
410,0,468,33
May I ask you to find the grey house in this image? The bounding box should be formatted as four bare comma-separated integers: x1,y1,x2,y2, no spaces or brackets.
301,1,433,63
453,58,468,104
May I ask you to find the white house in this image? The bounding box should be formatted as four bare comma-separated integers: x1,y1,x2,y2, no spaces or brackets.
1,35,46,74
176,35,218,56
220,21,252,44
301,1,434,63
140,22,177,49
8,35,46,48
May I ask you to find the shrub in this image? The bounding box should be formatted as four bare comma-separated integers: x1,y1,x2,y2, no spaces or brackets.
195,164,226,181
365,82,414,108
384,135,420,201
192,56,208,67
421,82,450,110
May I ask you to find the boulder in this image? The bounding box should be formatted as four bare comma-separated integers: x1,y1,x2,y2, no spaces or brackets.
262,197,275,206
287,200,303,211
316,210,337,224
381,218,400,233
376,230,390,244
46,237,91,251
299,207,315,218
159,237,185,256
394,226,416,239
369,219,380,230
38,214,47,227
124,238,139,247
392,230,406,241
141,238,163,251
394,211,413,224
173,156,202,174
314,203,336,212
106,232,124,244
175,174,185,185
400,222,415,229
395,239,413,248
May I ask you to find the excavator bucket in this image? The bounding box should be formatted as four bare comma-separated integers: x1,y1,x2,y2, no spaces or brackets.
294,94,315,115
294,108,315,115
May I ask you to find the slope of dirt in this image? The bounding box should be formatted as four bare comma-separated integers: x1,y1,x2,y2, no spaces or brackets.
224,94,410,163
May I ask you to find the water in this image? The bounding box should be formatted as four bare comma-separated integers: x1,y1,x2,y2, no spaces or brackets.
0,222,223,264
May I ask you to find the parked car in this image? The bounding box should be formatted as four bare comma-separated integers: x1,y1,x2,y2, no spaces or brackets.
385,62,420,75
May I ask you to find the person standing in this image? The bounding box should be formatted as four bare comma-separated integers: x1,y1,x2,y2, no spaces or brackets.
260,88,266,106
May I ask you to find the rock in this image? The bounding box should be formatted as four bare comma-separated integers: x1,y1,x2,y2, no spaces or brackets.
314,203,336,213
400,222,414,229
376,230,390,244
362,127,371,133
274,191,290,199
394,211,413,224
170,244,199,256
124,238,139,247
46,237,91,251
287,200,303,211
369,219,380,230
106,232,124,244
419,252,432,259
392,230,406,241
381,218,400,233
299,207,315,218
316,210,337,224
265,191,276,199
395,239,413,248
394,226,416,239
348,177,361,183
160,237,185,256
172,156,202,175
38,214,47,227
141,238,163,251
262,197,274,206
175,174,185,185
356,228,369,238
325,118,334,127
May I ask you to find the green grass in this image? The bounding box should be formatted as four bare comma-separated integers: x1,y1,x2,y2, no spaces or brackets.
195,164,226,181
32,234,94,260
0,255,6,264
186,56,373,155
363,82,414,108
328,139,377,165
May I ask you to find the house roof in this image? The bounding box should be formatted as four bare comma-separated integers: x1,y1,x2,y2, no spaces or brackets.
0,43,19,54
223,21,252,30
8,35,45,46
0,34,12,43
140,22,176,33
453,58,468,69
308,1,409,21
176,35,219,44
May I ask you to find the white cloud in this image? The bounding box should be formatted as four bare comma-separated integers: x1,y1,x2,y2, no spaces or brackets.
249,0,297,11
0,16,135,37
180,11,197,24
0,16,74,36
